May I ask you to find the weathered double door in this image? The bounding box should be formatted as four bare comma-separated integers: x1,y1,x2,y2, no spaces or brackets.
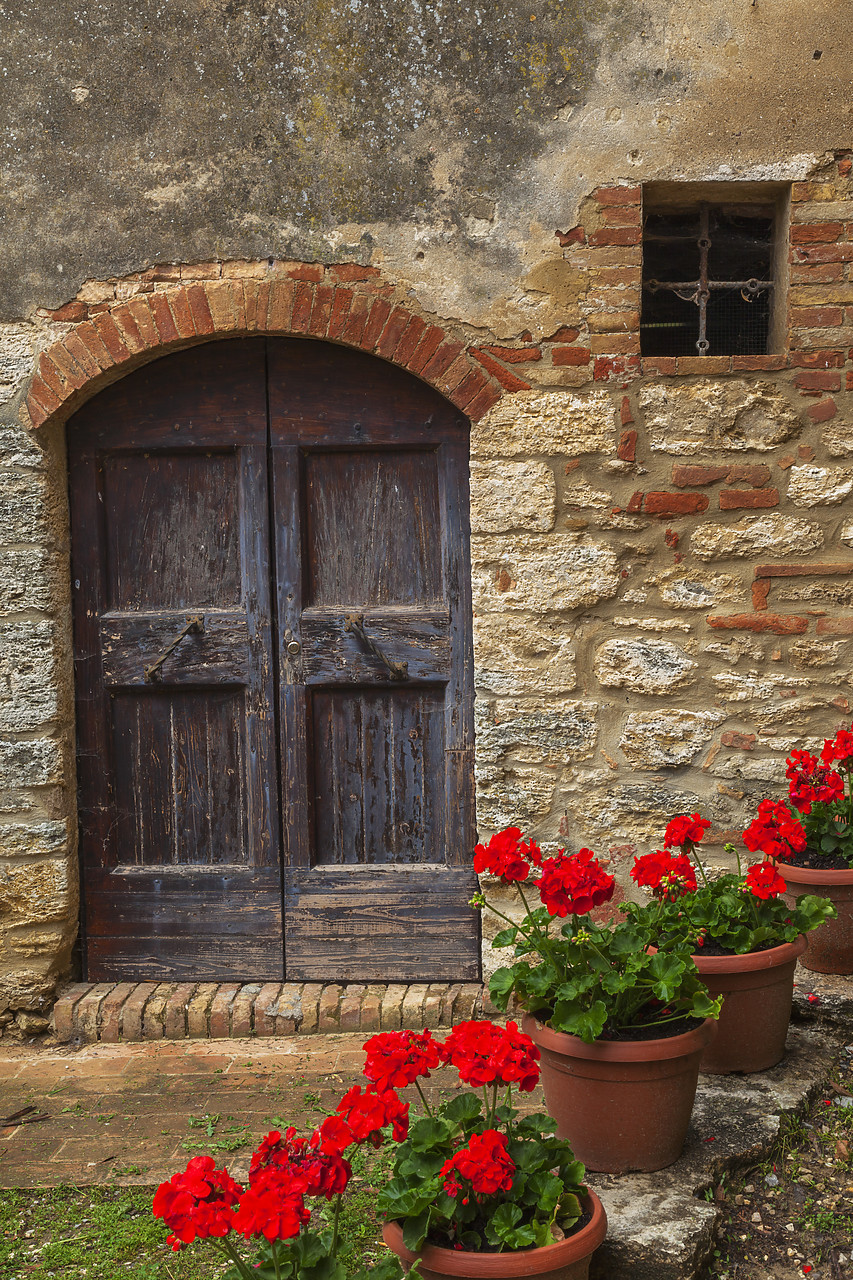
69,338,478,982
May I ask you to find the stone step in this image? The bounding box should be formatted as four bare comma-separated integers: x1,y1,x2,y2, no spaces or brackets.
50,980,496,1043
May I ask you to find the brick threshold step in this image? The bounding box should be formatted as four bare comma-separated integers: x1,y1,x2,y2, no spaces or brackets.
52,981,495,1044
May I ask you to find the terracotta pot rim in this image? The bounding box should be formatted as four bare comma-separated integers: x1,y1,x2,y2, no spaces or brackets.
522,1011,717,1063
691,933,807,974
778,862,853,885
381,1191,607,1276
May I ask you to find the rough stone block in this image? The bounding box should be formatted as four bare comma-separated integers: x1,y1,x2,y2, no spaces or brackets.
0,622,61,732
422,984,445,1029
472,533,620,613
594,639,697,694
788,463,853,506
0,852,72,926
271,983,305,1035
690,515,822,561
469,461,556,533
0,324,37,405
639,380,801,454
0,422,47,469
0,739,62,790
473,613,577,696
618,709,726,769
472,390,618,458
299,984,322,1033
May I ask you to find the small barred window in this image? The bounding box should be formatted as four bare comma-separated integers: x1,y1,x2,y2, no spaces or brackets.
640,196,780,358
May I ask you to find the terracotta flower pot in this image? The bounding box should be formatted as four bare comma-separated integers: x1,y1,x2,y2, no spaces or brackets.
382,1191,607,1280
521,1013,717,1174
778,862,853,974
692,935,806,1074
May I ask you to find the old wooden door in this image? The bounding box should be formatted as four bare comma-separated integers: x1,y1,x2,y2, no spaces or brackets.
69,337,478,982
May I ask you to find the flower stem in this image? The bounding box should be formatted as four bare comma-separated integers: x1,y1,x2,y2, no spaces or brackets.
221,1239,256,1280
332,1190,343,1256
414,1077,434,1118
272,1239,283,1280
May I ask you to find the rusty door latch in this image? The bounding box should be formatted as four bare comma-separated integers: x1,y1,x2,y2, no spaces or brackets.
143,615,204,682
343,612,408,681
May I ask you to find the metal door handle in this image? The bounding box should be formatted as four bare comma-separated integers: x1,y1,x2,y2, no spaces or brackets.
343,612,408,681
143,615,204,682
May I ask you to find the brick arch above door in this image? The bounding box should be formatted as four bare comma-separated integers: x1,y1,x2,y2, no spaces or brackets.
23,262,512,432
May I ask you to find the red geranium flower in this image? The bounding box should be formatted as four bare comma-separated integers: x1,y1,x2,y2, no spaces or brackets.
745,860,787,900
362,1028,441,1092
630,850,697,900
439,1020,540,1091
821,726,853,768
742,799,806,862
153,1155,243,1250
230,1183,309,1242
473,826,542,881
534,847,614,917
250,1127,351,1200
440,1130,515,1197
335,1085,409,1146
663,813,711,851
786,748,844,815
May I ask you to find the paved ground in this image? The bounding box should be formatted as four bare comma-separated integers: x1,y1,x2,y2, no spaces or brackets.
0,1033,453,1189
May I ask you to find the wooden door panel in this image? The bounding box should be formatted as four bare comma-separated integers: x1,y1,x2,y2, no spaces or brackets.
283,868,480,981
305,450,443,607
300,609,450,684
311,688,446,865
70,339,282,980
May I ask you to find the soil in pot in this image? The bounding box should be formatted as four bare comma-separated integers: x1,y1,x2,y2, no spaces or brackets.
778,860,853,974
522,1013,717,1174
692,934,806,1074
382,1190,607,1280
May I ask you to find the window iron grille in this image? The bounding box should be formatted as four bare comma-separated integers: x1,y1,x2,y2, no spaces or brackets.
641,203,774,357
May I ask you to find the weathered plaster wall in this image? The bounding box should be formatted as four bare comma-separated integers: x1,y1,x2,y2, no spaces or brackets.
1,1,853,1022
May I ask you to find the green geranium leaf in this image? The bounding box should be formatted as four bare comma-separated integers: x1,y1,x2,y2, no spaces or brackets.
442,1093,482,1125
402,1211,431,1253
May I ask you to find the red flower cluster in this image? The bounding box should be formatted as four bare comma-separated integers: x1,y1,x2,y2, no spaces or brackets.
742,799,807,862
821,727,853,767
745,861,787,900
473,826,542,882
630,849,697,900
663,813,711,851
153,1155,243,1250
334,1085,409,1147
786,749,844,815
440,1130,515,1198
231,1183,309,1242
534,847,614,917
440,1020,540,1092
250,1127,350,1200
362,1028,441,1092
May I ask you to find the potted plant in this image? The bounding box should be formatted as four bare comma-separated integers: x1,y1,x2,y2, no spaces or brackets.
626,809,834,1074
473,828,722,1174
152,1020,607,1280
777,732,853,973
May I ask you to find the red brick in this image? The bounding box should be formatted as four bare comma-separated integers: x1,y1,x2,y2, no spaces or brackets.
203,281,238,332
286,280,313,333
49,300,89,322
324,287,353,340
591,268,639,286
360,297,392,350
790,262,845,283
552,346,592,365
437,353,474,397
847,371,853,391
789,350,845,368
672,464,729,487
374,306,412,359
808,397,837,422
328,263,380,282
286,263,324,282
465,382,503,421
707,613,809,635
840,158,853,176
730,354,787,371
27,374,62,415
393,315,428,366
185,285,215,336
52,984,94,1041
676,355,732,375
617,429,637,461
470,348,530,392
790,306,844,328
817,618,853,635
593,185,642,206
721,731,757,750
302,283,333,337
230,985,262,1038
37,353,72,400
341,292,373,346
450,366,490,413
148,292,181,344
642,491,709,518
121,983,159,1042
794,369,842,391
588,227,642,247
164,287,196,338
792,242,853,263
422,338,466,383
719,487,780,510
545,325,580,342
98,983,139,1044
91,311,135,363
791,222,844,244
555,226,585,246
641,356,677,375
619,395,634,426
755,562,853,578
408,325,445,375
49,340,90,390
482,345,542,363
590,333,639,354
163,983,198,1039
25,394,51,429
601,205,642,226
209,984,241,1039
253,983,284,1037
265,278,296,332
244,281,271,332
594,354,640,381
64,329,103,380
798,444,816,460
752,580,771,612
